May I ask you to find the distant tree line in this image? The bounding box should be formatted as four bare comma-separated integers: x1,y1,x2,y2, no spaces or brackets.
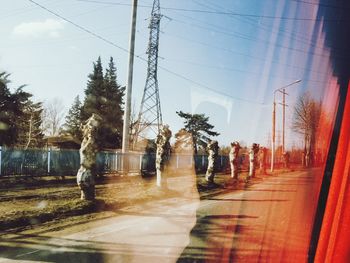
0,56,125,149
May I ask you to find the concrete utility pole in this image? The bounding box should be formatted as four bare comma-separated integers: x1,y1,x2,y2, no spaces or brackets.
281,88,288,153
122,0,138,154
271,79,301,172
271,98,276,172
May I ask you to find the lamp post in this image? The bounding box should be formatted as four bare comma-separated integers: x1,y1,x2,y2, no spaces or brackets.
271,79,301,172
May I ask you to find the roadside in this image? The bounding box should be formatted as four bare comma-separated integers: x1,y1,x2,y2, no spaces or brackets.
0,167,299,232
0,168,315,263
0,175,175,231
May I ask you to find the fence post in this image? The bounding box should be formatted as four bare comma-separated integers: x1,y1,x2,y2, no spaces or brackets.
220,155,223,167
115,151,118,172
176,155,179,169
121,152,127,174
47,148,51,175
139,153,143,170
0,146,2,176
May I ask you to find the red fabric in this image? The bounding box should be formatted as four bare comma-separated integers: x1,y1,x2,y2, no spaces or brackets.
315,82,350,262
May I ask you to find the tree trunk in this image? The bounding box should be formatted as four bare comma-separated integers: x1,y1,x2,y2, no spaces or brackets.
80,185,95,200
193,142,198,155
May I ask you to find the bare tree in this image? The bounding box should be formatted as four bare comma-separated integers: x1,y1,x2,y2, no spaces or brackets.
23,102,44,149
129,100,140,149
41,98,66,136
292,92,322,167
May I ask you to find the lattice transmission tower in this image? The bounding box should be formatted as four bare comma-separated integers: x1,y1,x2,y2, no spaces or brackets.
133,0,162,147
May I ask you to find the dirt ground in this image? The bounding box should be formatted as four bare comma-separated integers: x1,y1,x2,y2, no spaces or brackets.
0,168,291,232
0,174,178,230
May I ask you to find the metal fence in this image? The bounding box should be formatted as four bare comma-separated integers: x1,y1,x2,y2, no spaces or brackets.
0,147,229,177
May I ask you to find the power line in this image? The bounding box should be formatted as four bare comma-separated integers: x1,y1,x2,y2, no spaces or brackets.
290,0,350,10
162,27,329,77
27,0,266,106
193,0,349,55
77,0,350,59
158,64,267,105
164,57,325,84
76,0,349,22
168,15,341,61
168,10,349,60
191,0,340,53
27,0,131,54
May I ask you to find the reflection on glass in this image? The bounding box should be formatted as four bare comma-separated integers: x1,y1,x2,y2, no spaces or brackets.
0,0,347,262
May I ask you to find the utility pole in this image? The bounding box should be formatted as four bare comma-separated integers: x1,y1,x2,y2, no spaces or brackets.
271,99,276,172
271,79,301,172
122,0,138,154
281,88,287,153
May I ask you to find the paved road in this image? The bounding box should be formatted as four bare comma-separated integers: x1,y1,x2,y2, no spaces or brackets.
179,169,322,262
0,169,322,263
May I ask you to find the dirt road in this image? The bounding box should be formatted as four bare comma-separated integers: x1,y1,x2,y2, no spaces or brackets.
0,169,322,262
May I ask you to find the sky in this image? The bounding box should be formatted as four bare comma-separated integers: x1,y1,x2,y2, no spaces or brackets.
0,0,340,148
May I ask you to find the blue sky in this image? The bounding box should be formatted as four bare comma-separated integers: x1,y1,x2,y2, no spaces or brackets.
0,0,338,148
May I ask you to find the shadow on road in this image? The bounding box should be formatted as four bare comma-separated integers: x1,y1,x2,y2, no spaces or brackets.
208,198,289,202
0,233,186,262
177,213,256,262
0,244,106,263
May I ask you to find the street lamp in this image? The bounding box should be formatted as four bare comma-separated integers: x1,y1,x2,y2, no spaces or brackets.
271,79,301,172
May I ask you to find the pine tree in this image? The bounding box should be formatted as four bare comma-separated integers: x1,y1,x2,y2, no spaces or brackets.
176,111,220,154
81,57,125,149
82,56,105,120
63,95,83,141
103,57,125,148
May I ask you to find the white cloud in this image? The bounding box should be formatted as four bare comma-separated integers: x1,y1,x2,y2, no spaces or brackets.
12,19,65,38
